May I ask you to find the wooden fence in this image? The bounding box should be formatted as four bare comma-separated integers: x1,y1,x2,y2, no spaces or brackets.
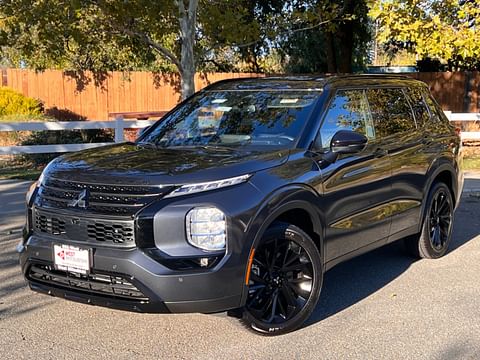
1,69,480,118
408,72,480,113
0,69,262,120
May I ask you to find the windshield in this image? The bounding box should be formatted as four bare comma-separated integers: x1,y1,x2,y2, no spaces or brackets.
139,90,321,149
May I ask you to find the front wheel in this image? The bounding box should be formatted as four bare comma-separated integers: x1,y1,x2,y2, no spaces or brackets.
405,182,454,259
241,222,323,335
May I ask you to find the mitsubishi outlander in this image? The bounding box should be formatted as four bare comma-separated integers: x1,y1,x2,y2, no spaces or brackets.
19,75,463,335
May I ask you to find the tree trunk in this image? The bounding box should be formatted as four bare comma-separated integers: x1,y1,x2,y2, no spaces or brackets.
336,21,353,73
325,32,337,73
336,0,355,73
177,0,198,100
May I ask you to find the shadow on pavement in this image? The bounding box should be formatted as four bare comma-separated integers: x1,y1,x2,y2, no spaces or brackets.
0,234,47,321
307,241,413,326
306,185,480,327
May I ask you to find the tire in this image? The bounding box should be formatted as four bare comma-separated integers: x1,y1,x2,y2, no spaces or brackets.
405,182,454,259
240,222,323,335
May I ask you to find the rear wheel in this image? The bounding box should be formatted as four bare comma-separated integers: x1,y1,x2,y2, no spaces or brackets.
405,182,454,259
241,222,323,335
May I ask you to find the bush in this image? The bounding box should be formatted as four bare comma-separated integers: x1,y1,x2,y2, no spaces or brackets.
0,87,43,117
0,91,114,167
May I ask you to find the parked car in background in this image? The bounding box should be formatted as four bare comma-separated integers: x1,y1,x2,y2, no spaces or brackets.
19,75,463,335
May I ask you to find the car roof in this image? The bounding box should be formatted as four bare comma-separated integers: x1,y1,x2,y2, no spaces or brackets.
204,74,427,91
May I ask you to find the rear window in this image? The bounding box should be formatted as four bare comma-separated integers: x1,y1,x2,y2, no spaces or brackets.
405,87,431,127
424,93,452,132
366,88,416,137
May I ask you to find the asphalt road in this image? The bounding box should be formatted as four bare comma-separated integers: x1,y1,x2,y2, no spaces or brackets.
1,175,480,359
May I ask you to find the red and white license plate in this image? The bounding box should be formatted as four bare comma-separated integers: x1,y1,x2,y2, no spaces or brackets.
53,244,90,274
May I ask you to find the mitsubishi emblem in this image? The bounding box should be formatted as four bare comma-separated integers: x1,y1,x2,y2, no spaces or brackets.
68,189,89,209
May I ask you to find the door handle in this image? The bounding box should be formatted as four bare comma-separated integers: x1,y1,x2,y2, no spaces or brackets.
373,148,388,158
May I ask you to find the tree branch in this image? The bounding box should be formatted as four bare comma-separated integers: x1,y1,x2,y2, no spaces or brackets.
118,26,183,72
175,0,186,18
84,0,183,71
188,0,198,19
204,17,343,55
200,58,233,72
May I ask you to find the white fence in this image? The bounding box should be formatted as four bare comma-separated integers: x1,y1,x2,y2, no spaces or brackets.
0,119,156,155
0,113,479,155
444,112,480,142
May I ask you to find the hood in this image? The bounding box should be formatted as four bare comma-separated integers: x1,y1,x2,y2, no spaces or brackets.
45,143,290,185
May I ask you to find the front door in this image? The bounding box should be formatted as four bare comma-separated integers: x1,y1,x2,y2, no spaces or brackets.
313,89,392,262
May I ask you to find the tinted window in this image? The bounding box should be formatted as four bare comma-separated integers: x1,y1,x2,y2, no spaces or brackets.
424,94,452,132
366,88,416,137
140,90,321,149
405,87,431,127
319,90,374,149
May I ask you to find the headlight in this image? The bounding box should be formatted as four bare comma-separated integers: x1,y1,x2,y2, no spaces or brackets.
26,181,38,204
38,159,57,186
186,207,226,251
165,174,251,198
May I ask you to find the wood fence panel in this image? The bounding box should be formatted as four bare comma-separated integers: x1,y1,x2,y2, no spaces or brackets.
6,68,479,119
3,69,263,119
414,72,480,113
470,73,480,113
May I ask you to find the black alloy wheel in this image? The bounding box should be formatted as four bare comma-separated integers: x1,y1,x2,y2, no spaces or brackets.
405,182,454,259
428,188,453,250
241,222,323,335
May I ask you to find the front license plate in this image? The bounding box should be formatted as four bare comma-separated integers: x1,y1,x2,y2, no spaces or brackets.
53,244,90,274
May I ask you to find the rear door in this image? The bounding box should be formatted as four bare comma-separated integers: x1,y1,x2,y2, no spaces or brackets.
365,87,427,237
314,89,392,261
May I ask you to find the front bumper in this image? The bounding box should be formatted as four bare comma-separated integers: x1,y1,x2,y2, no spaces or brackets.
18,235,245,314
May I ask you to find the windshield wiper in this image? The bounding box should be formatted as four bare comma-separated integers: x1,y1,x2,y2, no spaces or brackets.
200,144,237,151
136,142,161,149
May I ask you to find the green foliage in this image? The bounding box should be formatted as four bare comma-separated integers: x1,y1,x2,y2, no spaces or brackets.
0,0,177,72
281,28,328,73
0,87,42,117
370,0,480,69
0,0,285,97
0,0,370,77
0,1,274,73
280,0,371,73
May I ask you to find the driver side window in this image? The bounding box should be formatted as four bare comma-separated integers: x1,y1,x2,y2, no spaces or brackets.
318,89,374,150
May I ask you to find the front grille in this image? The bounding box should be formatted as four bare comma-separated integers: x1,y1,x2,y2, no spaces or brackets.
35,177,174,217
35,213,66,235
86,222,134,243
28,263,149,301
33,209,135,246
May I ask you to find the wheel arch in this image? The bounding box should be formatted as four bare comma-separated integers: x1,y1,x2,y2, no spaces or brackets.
425,162,458,206
249,186,323,251
418,162,458,233
238,184,325,307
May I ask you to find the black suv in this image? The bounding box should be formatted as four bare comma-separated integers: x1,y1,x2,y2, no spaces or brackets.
19,75,463,335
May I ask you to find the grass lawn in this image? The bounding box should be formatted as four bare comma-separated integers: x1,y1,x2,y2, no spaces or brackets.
464,155,480,171
0,162,43,181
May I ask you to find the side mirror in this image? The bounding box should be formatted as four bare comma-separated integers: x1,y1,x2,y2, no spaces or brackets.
137,126,151,140
330,130,368,154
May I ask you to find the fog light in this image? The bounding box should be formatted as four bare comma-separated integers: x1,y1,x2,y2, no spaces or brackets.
186,207,226,251
199,258,209,267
